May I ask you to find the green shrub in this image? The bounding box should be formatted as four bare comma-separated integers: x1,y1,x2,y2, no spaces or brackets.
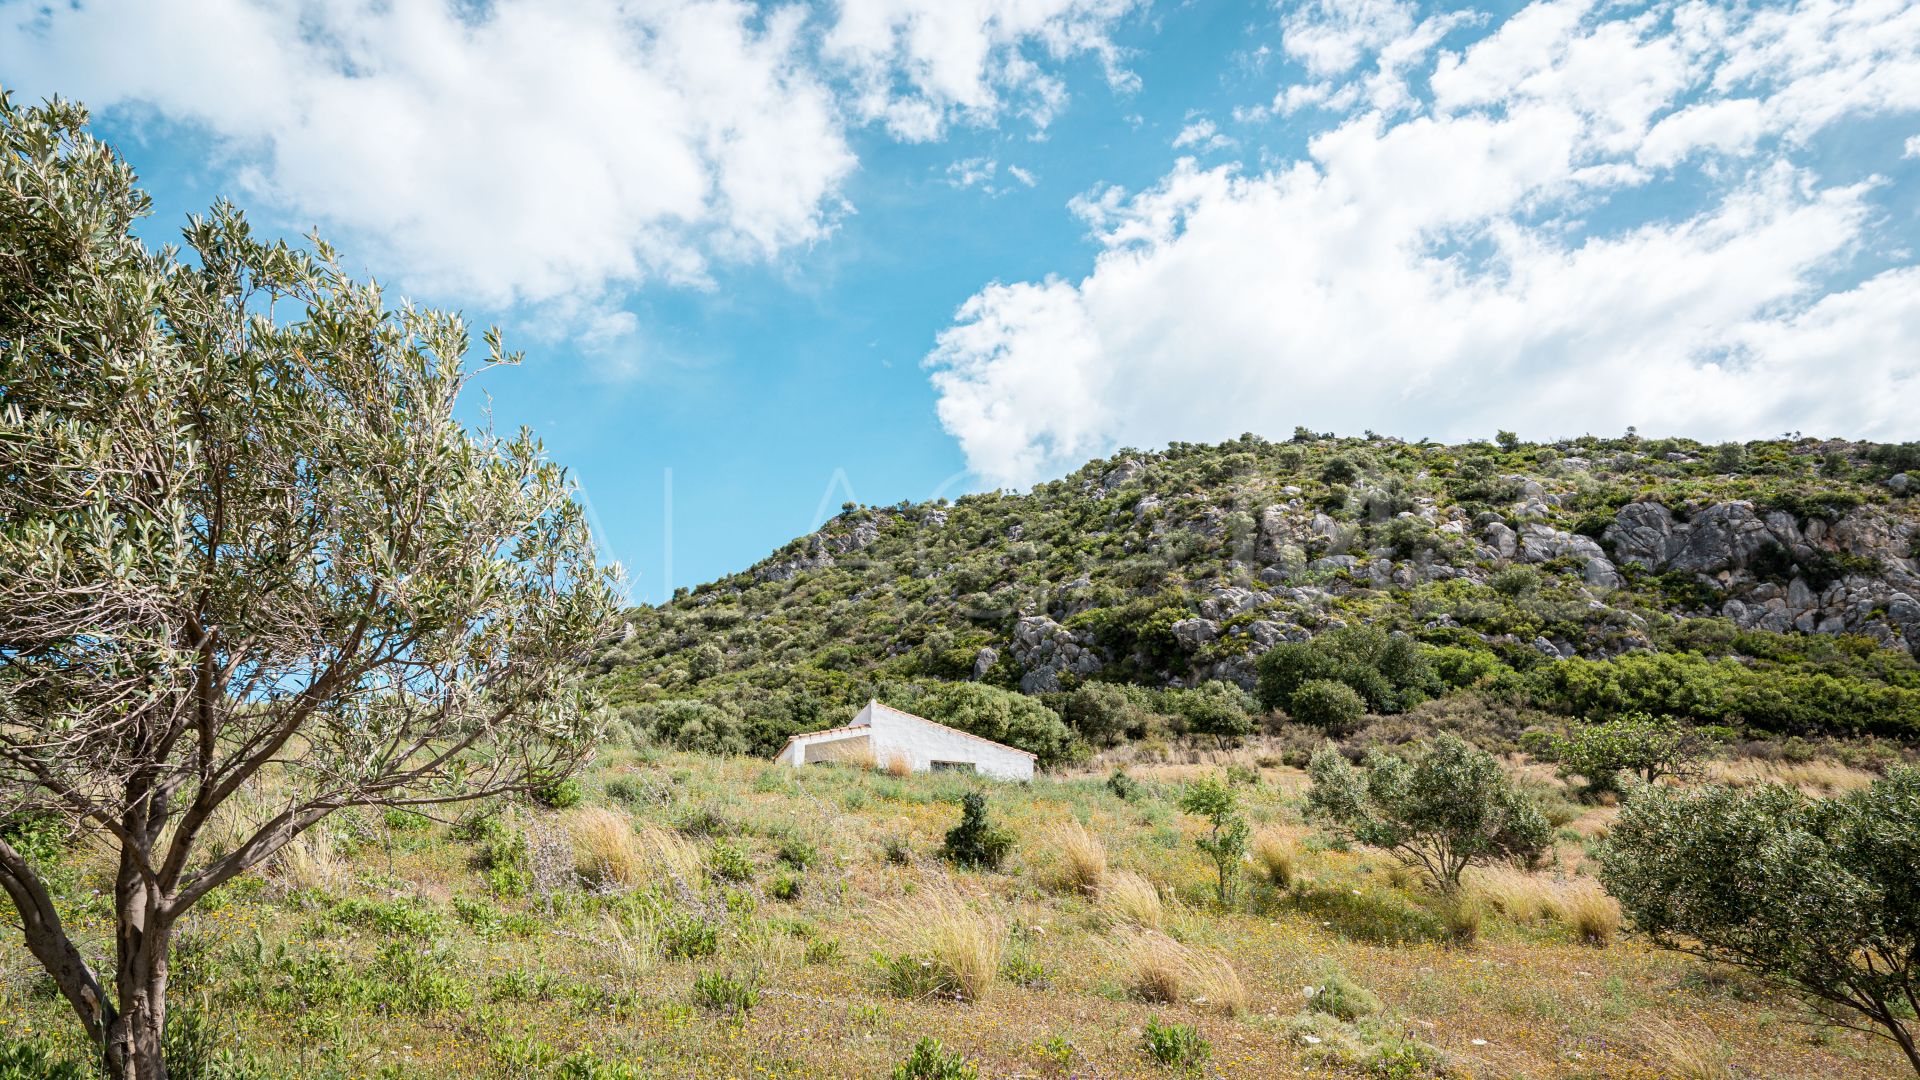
0,1037,91,1080
1288,679,1367,733
1140,1017,1211,1070
690,970,759,1017
769,873,801,902
555,1050,644,1080
531,776,584,810
890,1038,978,1080
942,792,1014,870
660,914,720,959
1305,971,1380,1020
1257,626,1439,716
1163,682,1257,739
875,952,953,999
776,836,819,869
1307,735,1551,893
708,839,754,882
328,897,444,938
1060,683,1158,746
163,1000,270,1080
1490,566,1542,598
1601,768,1920,1070
1106,767,1146,802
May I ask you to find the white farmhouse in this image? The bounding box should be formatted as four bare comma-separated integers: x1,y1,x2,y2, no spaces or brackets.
772,700,1035,781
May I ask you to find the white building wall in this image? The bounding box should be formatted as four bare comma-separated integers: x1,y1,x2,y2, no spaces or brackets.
772,702,1034,781
866,704,1034,781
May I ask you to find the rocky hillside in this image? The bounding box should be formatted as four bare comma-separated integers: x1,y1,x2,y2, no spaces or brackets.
594,432,1920,758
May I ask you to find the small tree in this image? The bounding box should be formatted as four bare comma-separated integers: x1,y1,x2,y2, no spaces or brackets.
1600,770,1920,1074
1176,775,1249,905
1286,678,1366,734
0,96,619,1078
1306,736,1550,894
943,792,1014,870
1550,712,1703,797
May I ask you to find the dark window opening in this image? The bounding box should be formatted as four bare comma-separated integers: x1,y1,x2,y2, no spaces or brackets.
930,760,976,773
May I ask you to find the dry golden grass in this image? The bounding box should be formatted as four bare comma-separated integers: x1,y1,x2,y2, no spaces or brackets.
1249,828,1297,888
1098,870,1165,929
1467,866,1559,922
1441,894,1483,945
1116,930,1247,1015
273,828,344,893
1120,930,1185,1004
1709,757,1876,795
1554,881,1622,947
1638,1022,1732,1079
1042,819,1107,895
1185,947,1249,1015
10,746,1900,1079
882,752,913,778
877,881,1006,1002
636,824,703,888
1467,867,1622,946
568,806,647,888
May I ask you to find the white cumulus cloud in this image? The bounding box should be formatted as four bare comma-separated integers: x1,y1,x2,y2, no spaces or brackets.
0,0,1142,308
927,0,1920,487
823,0,1146,141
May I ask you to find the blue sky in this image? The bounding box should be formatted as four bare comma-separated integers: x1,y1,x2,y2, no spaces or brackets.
4,0,1918,603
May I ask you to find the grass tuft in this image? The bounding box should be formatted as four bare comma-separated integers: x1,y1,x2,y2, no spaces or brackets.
1249,828,1297,889
1553,881,1621,947
877,881,1006,1003
1098,871,1165,930
567,807,645,889
1118,931,1246,1015
1042,820,1107,895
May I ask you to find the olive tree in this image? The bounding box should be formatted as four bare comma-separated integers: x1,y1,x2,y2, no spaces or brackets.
0,95,620,1078
1600,771,1920,1074
1549,712,1703,797
1306,735,1550,893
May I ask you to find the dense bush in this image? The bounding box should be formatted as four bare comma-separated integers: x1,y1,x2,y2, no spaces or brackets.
943,793,1015,870
1601,769,1920,1074
1307,735,1551,893
623,700,753,756
1287,679,1367,734
1057,683,1158,746
1162,682,1257,738
1256,626,1440,717
1529,653,1920,738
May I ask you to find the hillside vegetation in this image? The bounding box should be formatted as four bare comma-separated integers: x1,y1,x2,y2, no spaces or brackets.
597,432,1920,761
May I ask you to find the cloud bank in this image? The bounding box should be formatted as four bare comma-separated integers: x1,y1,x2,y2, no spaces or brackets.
0,0,1143,305
928,0,1920,487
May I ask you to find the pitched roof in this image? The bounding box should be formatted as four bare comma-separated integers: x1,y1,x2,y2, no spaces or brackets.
780,723,870,745
777,700,1036,759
